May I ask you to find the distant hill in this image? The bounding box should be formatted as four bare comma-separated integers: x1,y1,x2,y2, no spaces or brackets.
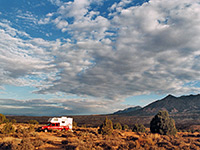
113,106,142,115
115,94,200,116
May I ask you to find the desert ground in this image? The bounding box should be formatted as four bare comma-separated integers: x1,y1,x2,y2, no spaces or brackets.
1,123,200,150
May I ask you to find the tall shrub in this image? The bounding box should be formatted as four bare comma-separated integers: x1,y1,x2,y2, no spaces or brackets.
150,110,177,135
98,117,113,135
0,113,6,124
113,122,122,130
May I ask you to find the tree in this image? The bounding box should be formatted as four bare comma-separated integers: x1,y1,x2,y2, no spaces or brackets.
132,124,146,133
0,113,6,124
150,110,177,135
113,122,122,130
98,117,113,135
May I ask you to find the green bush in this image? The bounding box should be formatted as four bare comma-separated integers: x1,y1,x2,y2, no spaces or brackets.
0,113,6,124
98,117,113,135
132,124,146,133
113,122,122,130
28,120,39,125
1,123,15,134
150,110,177,135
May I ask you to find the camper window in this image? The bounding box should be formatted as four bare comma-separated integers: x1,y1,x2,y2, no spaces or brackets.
53,118,58,121
62,121,65,124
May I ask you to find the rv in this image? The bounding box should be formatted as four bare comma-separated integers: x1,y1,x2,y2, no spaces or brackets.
41,116,73,132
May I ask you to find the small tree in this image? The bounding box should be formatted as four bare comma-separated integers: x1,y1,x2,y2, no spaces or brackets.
113,122,122,130
150,110,177,135
73,121,77,128
98,117,113,135
132,124,146,133
0,113,6,124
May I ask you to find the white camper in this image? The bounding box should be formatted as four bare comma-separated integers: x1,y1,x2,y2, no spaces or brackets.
48,116,73,130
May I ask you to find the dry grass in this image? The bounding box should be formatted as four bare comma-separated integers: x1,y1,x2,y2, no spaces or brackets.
0,123,200,149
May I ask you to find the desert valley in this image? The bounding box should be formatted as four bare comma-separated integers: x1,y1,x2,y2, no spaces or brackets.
0,94,200,149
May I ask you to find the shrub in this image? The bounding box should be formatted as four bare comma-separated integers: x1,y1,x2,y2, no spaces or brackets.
132,124,146,133
1,123,15,134
11,119,17,124
81,124,87,128
0,114,6,124
113,122,122,130
122,124,129,130
98,117,113,135
73,121,77,128
0,141,13,150
28,120,39,125
150,110,177,135
18,138,34,150
32,138,44,147
4,119,9,123
28,125,35,132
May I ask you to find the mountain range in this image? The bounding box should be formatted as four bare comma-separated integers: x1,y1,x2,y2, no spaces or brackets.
113,106,142,115
114,94,200,116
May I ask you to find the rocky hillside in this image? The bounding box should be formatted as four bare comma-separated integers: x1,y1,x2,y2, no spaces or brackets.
115,94,200,116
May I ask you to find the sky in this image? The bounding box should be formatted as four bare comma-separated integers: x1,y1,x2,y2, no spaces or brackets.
0,0,200,116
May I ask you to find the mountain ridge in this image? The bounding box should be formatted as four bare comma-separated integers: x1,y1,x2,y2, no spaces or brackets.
113,106,142,115
114,94,200,116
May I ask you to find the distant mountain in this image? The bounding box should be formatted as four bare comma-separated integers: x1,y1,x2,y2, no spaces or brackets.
113,106,142,115
115,94,200,116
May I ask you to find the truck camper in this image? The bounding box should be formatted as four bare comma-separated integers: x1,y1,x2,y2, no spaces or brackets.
41,116,73,132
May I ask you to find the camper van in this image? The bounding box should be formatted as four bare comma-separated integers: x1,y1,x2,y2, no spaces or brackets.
41,116,73,132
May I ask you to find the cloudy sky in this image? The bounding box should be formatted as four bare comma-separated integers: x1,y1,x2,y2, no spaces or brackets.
0,0,200,116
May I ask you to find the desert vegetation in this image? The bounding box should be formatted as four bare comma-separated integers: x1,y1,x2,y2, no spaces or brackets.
0,112,200,149
150,111,177,135
1,122,200,149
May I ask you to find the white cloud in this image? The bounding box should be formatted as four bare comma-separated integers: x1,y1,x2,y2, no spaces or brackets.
0,98,130,115
49,0,63,6
16,10,38,25
54,18,68,29
38,17,51,25
1,0,200,104
36,0,200,100
0,21,58,88
44,0,110,40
